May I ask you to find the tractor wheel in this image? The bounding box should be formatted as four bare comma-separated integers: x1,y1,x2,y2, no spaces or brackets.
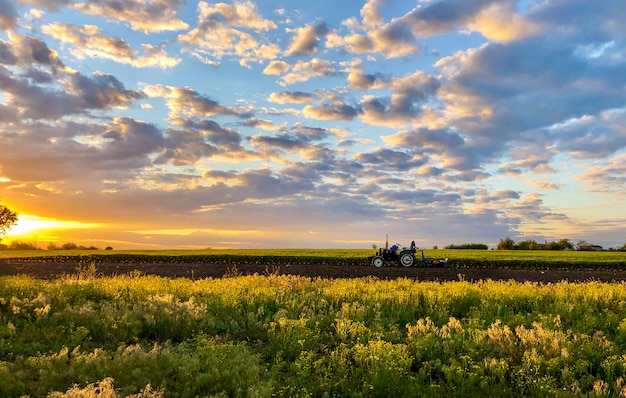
399,252,415,267
372,256,385,267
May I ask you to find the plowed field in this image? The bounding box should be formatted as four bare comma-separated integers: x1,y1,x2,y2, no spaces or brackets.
3,255,626,283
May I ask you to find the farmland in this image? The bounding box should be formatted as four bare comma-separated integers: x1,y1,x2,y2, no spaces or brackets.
2,249,626,282
3,250,626,396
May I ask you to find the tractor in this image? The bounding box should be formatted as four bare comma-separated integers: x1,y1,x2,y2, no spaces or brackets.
368,235,448,267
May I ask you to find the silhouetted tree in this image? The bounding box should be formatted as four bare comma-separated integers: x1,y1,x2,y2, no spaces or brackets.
8,241,39,250
0,198,18,241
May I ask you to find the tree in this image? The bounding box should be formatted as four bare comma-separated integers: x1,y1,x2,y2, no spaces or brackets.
497,237,516,250
518,239,539,250
557,238,574,250
0,199,18,241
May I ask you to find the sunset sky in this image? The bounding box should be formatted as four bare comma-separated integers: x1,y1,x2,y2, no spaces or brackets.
1,0,625,250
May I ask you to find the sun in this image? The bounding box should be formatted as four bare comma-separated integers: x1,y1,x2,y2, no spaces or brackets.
6,214,102,239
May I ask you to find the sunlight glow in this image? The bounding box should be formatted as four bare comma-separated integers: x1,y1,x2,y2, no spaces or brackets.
7,215,103,238
128,228,264,236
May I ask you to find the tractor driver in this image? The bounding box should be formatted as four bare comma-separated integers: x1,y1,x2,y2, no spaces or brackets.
390,244,399,254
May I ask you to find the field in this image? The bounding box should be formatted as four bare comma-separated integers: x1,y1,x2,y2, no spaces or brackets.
2,249,626,283
3,250,626,397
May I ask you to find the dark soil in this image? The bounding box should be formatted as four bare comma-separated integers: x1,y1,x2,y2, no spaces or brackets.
2,256,626,283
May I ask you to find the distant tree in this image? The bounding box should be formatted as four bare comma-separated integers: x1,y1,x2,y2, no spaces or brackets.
432,245,438,250
576,240,591,251
497,237,516,250
546,239,574,250
0,199,18,242
557,239,574,250
105,246,113,251
619,243,626,252
445,243,488,250
8,241,40,250
518,239,540,250
76,245,99,250
49,242,82,250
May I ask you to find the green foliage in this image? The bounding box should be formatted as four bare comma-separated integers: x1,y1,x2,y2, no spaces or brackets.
3,274,626,396
445,243,489,250
499,237,579,251
498,237,516,250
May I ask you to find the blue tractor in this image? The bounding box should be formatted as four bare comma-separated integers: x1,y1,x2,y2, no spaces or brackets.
369,235,447,267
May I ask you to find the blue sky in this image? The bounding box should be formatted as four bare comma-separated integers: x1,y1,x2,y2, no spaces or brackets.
1,0,625,250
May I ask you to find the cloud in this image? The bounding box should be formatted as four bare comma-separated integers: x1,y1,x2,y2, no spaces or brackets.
102,117,164,159
248,123,334,154
552,108,626,159
17,0,71,11
354,148,425,172
303,101,358,121
326,0,421,58
262,60,290,75
267,91,313,104
179,0,279,66
575,152,626,195
73,0,189,33
243,117,283,131
144,84,241,122
41,23,181,68
346,71,380,90
1,34,139,120
358,71,440,127
2,34,64,70
154,128,219,166
279,58,335,85
466,2,540,42
0,0,18,30
0,116,162,186
286,21,329,56
68,72,143,110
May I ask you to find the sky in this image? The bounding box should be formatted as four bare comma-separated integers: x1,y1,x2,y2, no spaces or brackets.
1,0,625,250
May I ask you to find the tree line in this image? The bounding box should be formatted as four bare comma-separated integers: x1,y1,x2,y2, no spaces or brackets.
497,237,626,251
